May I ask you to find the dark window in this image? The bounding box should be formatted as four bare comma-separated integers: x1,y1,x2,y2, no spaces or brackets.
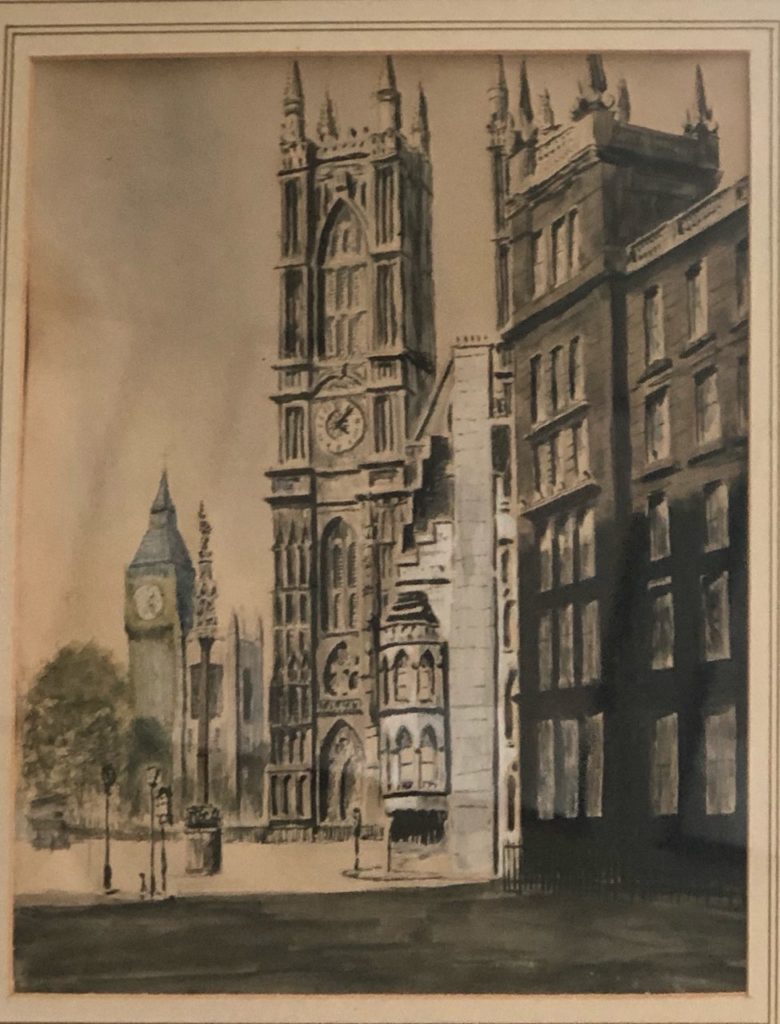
242,668,253,722
283,178,299,257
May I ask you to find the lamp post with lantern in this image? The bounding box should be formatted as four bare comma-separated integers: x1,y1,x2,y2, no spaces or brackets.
100,763,117,893
156,785,173,897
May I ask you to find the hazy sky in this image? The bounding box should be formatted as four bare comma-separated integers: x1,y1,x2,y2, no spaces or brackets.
17,51,748,684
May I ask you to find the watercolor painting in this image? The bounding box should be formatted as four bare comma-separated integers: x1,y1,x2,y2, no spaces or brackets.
12,47,749,994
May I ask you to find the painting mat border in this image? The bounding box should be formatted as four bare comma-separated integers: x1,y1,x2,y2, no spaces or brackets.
0,2,776,1022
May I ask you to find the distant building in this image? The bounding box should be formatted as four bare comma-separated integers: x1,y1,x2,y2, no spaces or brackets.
125,473,265,822
489,55,747,888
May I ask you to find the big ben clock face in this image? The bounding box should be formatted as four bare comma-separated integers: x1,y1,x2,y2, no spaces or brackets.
134,583,164,621
315,398,365,454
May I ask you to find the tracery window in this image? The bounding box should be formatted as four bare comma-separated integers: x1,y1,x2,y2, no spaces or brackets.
320,204,368,358
321,518,358,632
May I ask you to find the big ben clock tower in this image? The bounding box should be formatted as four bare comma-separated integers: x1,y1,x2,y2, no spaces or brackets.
265,58,436,837
125,471,195,805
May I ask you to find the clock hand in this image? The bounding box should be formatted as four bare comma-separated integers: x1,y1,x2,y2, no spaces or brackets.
333,407,353,433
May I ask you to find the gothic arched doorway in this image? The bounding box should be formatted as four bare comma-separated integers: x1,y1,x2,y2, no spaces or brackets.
318,721,364,823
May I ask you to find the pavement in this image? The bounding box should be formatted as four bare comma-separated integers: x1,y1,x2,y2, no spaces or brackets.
14,837,473,904
14,883,746,994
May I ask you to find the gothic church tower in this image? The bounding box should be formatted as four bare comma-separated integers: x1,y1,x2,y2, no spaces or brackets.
266,57,436,836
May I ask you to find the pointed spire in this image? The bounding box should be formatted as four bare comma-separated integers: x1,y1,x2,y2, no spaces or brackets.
151,469,173,514
571,53,613,121
616,79,631,124
488,55,509,125
538,88,557,132
281,60,305,145
684,64,717,135
376,55,401,132
410,83,430,151
195,501,218,641
517,60,536,142
316,91,338,141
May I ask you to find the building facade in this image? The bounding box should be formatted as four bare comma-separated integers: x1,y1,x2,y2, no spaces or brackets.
125,473,265,822
491,56,748,888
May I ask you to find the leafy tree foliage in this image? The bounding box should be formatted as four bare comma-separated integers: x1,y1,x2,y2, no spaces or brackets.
22,643,131,819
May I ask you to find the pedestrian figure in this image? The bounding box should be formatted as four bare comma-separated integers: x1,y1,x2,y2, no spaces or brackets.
139,871,147,901
352,807,362,872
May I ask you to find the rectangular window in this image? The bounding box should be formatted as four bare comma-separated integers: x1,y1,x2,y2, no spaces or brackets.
648,493,671,561
497,245,510,325
532,230,547,297
376,165,395,244
283,178,300,257
573,419,590,478
376,263,397,347
283,270,304,357
695,367,722,446
651,713,679,816
704,482,729,551
539,612,553,691
558,604,574,687
539,521,553,592
651,590,675,670
556,719,579,818
568,336,583,401
585,713,604,818
705,707,737,815
557,515,575,586
537,720,555,820
703,571,731,661
645,388,670,464
530,355,541,423
736,238,749,315
550,346,563,413
738,357,748,434
578,507,596,579
552,217,567,286
581,600,601,683
643,285,665,365
687,260,708,340
374,394,394,453
552,434,565,490
567,209,580,274
284,405,305,462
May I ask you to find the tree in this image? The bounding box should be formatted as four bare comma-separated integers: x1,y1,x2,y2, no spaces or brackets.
22,643,131,824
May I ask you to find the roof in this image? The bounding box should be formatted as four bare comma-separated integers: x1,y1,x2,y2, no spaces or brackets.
129,470,194,572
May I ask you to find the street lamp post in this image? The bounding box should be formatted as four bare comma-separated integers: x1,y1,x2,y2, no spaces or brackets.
101,763,117,893
156,786,173,897
352,807,362,872
146,765,160,899
195,501,218,806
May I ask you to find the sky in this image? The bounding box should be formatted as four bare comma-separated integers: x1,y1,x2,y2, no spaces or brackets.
16,51,749,686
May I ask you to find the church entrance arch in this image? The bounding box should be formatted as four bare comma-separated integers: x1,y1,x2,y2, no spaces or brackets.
318,720,364,824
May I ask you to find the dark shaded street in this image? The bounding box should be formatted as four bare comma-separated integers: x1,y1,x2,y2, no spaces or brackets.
15,884,746,994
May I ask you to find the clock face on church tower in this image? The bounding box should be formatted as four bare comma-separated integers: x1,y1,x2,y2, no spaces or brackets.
315,398,365,454
133,582,164,621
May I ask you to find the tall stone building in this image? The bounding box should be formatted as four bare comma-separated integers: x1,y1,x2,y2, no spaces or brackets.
266,58,436,838
125,473,265,822
491,56,748,890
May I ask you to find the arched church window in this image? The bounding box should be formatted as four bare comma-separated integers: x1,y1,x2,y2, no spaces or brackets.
507,773,517,834
504,669,519,742
420,727,438,789
320,203,368,359
418,650,435,702
396,727,414,789
321,518,358,633
270,775,280,816
381,657,390,705
282,774,292,815
323,642,350,696
393,650,413,702
295,775,307,816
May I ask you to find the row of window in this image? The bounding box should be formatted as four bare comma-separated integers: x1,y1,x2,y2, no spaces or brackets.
645,359,748,466
382,725,442,792
269,772,308,818
274,590,310,627
649,571,731,668
280,168,398,260
539,600,601,690
530,337,584,424
532,419,591,498
532,207,581,298
538,507,596,591
268,683,311,725
270,728,307,765
642,241,748,367
381,649,438,704
273,536,310,589
535,706,738,820
647,481,730,562
281,395,395,462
